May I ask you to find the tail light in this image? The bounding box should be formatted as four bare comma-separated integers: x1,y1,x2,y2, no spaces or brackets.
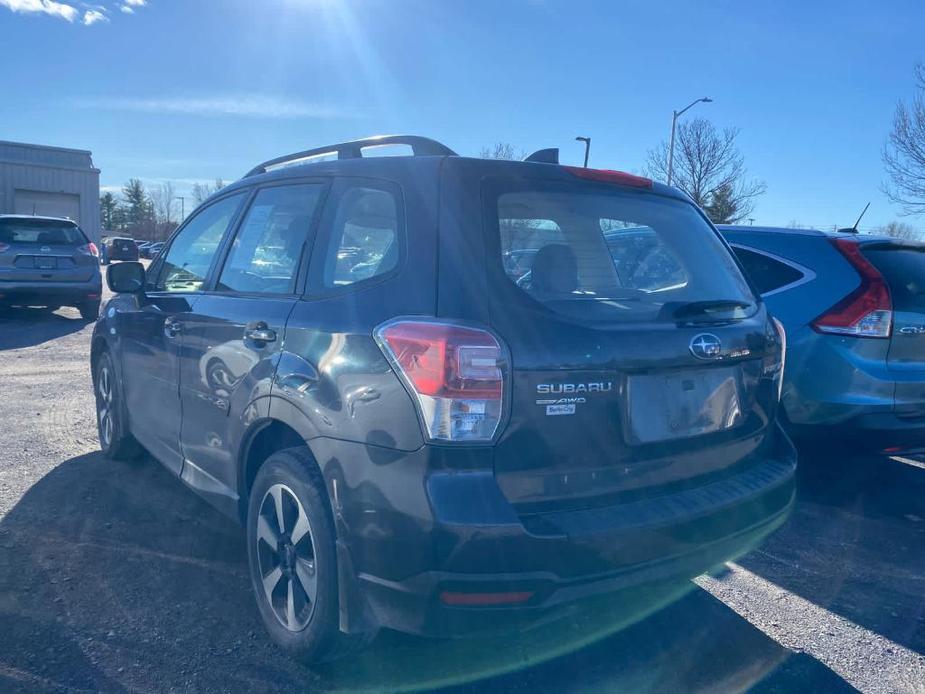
763,317,787,401
0,242,9,253
78,242,99,257
375,319,507,442
812,239,892,338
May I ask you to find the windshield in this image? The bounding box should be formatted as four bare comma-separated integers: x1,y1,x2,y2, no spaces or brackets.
0,218,86,245
495,185,757,322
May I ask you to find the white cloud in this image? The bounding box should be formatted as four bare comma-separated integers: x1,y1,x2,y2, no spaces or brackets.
124,0,144,5
119,4,133,12
0,0,79,22
76,95,355,120
82,8,107,24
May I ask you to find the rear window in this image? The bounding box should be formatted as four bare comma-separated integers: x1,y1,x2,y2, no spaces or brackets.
0,218,86,246
493,184,756,323
863,246,925,312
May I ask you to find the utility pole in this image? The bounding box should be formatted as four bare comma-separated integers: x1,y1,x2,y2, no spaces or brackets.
667,97,713,186
575,136,591,168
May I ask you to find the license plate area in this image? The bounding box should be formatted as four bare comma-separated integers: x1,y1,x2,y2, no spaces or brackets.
626,367,744,444
36,257,57,269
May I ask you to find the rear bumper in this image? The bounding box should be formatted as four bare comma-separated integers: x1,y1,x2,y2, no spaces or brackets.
0,279,102,305
321,428,797,637
790,411,925,454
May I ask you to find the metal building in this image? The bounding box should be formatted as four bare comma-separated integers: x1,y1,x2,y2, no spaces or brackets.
0,140,101,243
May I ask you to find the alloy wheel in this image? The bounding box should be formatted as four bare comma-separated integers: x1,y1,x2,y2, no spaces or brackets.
97,364,114,448
256,483,318,631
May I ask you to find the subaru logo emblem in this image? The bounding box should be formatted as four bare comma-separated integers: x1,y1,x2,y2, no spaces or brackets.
40,246,50,253
690,333,722,359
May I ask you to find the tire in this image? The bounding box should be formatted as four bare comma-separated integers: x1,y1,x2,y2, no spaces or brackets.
94,351,142,461
246,447,374,663
79,301,101,321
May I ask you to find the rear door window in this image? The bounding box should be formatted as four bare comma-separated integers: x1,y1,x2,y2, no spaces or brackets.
493,183,756,323
863,246,925,312
317,182,402,289
731,246,806,295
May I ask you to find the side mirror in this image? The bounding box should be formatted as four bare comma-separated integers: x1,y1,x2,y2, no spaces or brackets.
107,261,146,294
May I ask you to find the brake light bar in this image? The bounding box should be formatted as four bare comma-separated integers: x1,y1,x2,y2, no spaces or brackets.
375,319,506,442
563,166,653,188
812,239,892,338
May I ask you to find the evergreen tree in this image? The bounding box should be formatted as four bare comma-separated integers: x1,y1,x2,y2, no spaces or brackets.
705,183,739,224
121,178,154,236
99,191,118,231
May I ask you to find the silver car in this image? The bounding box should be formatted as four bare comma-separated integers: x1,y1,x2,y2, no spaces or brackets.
0,215,102,319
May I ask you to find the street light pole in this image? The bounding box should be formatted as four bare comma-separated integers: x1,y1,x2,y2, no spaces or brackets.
175,196,185,222
666,97,712,186
575,136,591,168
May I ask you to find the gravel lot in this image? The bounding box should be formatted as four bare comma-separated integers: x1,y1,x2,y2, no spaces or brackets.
0,292,923,693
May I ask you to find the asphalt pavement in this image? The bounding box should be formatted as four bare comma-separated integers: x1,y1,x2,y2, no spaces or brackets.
0,296,923,693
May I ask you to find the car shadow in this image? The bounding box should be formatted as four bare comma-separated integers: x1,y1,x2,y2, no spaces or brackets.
0,450,853,692
0,308,90,351
738,450,925,655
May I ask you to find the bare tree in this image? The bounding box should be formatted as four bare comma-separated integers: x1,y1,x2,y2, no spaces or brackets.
646,118,766,224
877,220,920,240
191,178,227,206
151,181,176,226
883,63,925,215
480,142,525,161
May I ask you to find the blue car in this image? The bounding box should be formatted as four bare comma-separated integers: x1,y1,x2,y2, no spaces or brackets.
720,224,925,454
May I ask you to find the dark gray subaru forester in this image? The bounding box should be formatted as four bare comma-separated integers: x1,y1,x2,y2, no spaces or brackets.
91,135,795,662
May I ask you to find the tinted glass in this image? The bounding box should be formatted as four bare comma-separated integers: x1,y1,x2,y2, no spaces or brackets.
863,247,925,312
217,184,325,294
732,247,805,295
0,218,86,245
494,186,756,323
323,186,400,287
156,193,244,292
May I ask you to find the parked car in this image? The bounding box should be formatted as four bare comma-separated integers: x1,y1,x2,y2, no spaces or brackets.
101,236,139,264
0,215,102,319
720,224,925,454
139,241,164,259
92,136,795,663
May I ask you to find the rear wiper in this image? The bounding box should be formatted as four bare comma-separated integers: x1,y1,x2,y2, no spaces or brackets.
670,299,752,320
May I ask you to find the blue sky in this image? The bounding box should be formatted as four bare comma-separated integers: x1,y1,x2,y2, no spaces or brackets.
1,0,923,231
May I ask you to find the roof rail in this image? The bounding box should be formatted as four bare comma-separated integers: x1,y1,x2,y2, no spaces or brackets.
245,135,457,177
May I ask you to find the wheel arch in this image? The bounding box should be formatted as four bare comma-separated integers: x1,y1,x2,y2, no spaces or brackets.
237,418,312,522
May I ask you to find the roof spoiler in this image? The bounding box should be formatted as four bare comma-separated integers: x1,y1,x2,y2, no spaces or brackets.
245,135,457,177
523,148,559,164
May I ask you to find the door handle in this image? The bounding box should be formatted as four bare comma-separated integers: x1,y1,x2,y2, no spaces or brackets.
164,317,182,338
244,321,277,344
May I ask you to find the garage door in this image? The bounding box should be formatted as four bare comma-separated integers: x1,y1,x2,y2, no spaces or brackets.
14,190,81,224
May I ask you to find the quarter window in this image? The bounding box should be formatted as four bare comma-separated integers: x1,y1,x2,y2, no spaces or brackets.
322,185,400,288
732,247,805,295
156,193,245,292
217,184,325,294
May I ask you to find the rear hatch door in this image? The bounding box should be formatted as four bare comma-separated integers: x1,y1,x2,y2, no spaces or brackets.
0,218,97,282
483,174,779,512
862,242,925,415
